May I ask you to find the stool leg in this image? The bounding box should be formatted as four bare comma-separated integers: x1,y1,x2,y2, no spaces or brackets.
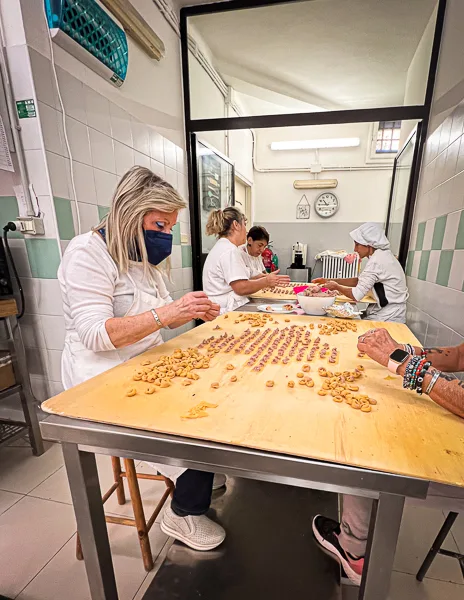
124,458,154,572
416,512,459,581
111,456,126,505
76,532,84,560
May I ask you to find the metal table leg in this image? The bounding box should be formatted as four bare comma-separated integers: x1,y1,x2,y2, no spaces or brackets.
6,314,44,455
62,443,118,600
359,492,405,600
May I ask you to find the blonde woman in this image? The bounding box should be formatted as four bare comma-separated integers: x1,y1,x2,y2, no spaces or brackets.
202,207,289,313
58,166,225,551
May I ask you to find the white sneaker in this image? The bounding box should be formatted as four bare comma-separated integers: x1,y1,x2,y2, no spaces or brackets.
160,506,226,551
212,473,227,490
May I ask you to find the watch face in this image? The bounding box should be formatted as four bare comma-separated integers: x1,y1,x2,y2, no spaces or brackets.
390,349,409,363
315,193,339,218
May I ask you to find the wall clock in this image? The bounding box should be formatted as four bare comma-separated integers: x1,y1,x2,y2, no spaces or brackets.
314,192,339,218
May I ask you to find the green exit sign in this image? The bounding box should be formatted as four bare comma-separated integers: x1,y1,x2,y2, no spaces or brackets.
16,99,36,119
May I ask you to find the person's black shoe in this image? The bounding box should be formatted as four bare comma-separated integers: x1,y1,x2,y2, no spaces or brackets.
312,515,363,585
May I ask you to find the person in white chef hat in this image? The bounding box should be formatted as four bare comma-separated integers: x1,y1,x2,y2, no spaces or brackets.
313,222,409,323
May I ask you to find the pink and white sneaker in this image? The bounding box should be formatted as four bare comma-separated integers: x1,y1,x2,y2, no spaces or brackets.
312,515,364,585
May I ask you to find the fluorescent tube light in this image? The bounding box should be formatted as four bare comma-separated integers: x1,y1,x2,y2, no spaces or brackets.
270,138,360,150
293,179,338,189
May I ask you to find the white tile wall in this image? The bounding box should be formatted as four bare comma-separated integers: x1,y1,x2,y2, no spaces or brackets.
76,202,99,233
171,245,182,269
85,87,112,136
66,117,91,166
131,119,150,156
163,138,177,171
89,129,115,174
150,159,165,178
24,149,50,197
114,140,134,176
110,104,132,147
134,151,151,169
41,316,66,351
149,130,164,163
94,169,117,207
8,239,32,278
57,67,87,124
73,161,97,205
39,102,63,155
46,151,70,199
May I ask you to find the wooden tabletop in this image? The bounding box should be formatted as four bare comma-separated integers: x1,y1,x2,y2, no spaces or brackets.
42,314,464,488
250,285,376,304
0,298,18,318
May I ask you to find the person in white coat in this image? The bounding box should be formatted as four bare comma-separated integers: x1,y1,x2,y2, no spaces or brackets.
314,222,409,323
58,166,225,551
239,225,269,279
202,207,289,312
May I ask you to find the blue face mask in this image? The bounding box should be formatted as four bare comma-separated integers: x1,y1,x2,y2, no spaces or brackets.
143,229,173,266
98,227,173,266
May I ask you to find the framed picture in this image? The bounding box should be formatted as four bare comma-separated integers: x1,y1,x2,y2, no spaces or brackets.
296,195,310,219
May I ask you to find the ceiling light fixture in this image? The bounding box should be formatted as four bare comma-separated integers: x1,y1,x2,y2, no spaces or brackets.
270,138,360,151
293,179,338,190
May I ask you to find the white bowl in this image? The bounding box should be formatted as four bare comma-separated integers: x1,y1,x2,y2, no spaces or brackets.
297,292,336,316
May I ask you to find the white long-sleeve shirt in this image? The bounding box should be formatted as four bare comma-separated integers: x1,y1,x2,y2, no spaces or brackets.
239,244,266,277
352,249,408,323
58,232,172,353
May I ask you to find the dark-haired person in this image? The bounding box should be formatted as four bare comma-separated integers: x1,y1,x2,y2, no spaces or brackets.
240,225,269,279
313,328,464,585
202,208,289,313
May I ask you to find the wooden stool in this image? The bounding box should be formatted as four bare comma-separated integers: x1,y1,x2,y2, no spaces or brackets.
76,457,174,571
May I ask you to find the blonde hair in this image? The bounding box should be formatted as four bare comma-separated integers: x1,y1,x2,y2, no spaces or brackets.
205,207,245,238
94,166,187,278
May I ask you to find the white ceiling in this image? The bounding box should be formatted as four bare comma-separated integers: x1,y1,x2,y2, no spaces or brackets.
187,0,437,115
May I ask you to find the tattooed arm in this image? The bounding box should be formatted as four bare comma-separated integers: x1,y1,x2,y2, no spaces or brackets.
411,344,464,372
397,363,464,419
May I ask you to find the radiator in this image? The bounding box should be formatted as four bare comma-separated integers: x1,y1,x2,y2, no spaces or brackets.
321,255,359,279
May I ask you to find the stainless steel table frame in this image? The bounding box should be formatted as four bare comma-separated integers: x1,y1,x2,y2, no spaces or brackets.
40,416,429,600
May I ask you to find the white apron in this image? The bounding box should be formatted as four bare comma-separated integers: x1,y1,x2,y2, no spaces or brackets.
61,271,186,481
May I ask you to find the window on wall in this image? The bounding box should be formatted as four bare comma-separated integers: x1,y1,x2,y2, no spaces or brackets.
376,121,402,154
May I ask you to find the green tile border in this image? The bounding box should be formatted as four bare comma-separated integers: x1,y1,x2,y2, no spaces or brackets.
25,238,61,279
181,245,192,268
405,251,414,277
418,250,430,280
53,197,75,241
431,215,447,250
172,223,181,245
456,211,464,250
0,196,22,239
97,205,110,220
436,250,454,287
415,222,426,250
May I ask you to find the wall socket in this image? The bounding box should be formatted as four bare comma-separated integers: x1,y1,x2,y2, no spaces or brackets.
180,233,189,244
17,217,45,235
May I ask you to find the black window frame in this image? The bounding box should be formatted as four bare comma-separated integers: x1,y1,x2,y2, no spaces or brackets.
180,0,447,289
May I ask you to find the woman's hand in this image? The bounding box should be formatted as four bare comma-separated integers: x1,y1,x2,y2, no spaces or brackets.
172,292,213,321
323,281,339,291
201,303,221,322
312,278,327,284
266,270,288,287
357,328,402,367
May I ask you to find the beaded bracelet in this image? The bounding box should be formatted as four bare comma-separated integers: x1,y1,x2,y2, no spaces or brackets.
409,359,424,390
403,355,421,389
403,343,415,355
415,361,431,395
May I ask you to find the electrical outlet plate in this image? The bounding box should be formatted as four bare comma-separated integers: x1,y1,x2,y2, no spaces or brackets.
17,216,45,235
180,233,189,244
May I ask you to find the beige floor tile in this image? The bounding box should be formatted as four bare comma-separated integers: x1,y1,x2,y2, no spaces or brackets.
17,522,169,600
394,505,463,583
448,511,464,555
30,457,171,523
0,489,23,515
0,496,76,598
389,570,464,600
0,442,64,494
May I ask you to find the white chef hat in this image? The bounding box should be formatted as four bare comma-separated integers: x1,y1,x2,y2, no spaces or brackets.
349,222,390,250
